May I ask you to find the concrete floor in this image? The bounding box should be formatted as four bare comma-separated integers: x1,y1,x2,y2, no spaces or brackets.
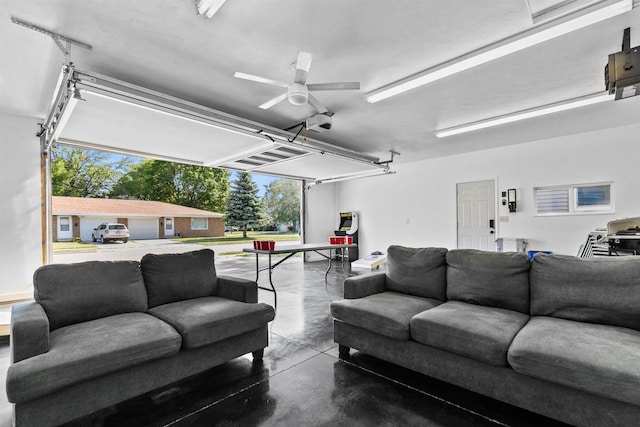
0,254,568,426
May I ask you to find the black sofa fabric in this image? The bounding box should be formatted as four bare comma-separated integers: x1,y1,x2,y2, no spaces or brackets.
331,246,640,426
7,249,275,427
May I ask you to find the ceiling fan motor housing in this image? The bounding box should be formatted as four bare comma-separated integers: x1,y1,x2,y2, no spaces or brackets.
288,83,309,105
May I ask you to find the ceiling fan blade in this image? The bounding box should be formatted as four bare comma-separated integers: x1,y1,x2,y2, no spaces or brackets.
296,51,313,72
294,51,313,84
307,94,328,114
234,72,289,88
259,93,288,109
307,82,361,91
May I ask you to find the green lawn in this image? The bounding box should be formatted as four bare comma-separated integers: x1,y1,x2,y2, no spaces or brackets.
174,231,300,245
53,241,99,253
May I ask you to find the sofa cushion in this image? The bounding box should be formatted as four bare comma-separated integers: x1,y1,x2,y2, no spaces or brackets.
33,261,148,330
530,254,640,330
141,249,218,308
446,249,531,313
508,316,640,406
385,246,448,300
331,291,441,340
411,301,529,367
6,313,181,403
148,297,275,349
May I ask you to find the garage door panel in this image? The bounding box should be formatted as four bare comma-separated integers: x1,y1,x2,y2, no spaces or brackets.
128,218,159,240
80,217,117,242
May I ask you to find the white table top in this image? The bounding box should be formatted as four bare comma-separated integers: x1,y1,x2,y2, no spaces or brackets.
242,242,357,254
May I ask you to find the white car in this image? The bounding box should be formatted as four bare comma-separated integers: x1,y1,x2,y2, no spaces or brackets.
92,223,129,243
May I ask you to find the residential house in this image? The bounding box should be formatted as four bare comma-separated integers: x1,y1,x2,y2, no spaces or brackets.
52,196,224,241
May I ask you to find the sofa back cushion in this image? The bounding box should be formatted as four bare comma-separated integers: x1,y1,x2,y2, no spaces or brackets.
34,261,147,331
530,254,640,330
385,246,448,300
141,249,217,308
446,249,531,313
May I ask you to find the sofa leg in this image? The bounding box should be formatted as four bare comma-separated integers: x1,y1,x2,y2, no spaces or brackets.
338,344,350,358
252,349,264,361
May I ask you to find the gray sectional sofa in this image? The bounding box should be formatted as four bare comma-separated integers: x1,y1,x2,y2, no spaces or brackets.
331,246,640,426
6,249,275,427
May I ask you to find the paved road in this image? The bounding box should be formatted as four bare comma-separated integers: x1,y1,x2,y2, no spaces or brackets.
52,239,301,264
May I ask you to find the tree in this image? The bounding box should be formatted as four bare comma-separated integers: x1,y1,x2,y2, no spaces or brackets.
263,179,300,231
225,172,263,238
111,160,229,212
51,146,133,197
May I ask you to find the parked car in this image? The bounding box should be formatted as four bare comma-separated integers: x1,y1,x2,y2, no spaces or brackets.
92,223,129,243
224,225,239,232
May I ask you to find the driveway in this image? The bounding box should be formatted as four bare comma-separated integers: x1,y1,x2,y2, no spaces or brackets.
53,239,299,264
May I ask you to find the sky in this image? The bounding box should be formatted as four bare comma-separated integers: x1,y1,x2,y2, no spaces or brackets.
245,172,278,197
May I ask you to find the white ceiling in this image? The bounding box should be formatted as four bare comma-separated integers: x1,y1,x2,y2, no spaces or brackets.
1,0,638,169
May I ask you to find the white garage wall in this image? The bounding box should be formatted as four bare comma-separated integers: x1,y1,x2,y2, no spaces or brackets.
306,123,640,258
303,181,337,261
0,112,43,300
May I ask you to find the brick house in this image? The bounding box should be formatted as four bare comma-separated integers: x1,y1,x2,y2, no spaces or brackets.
52,196,224,242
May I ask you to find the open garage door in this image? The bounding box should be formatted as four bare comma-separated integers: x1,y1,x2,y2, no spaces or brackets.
128,218,159,240
80,217,117,242
38,65,394,262
49,66,392,183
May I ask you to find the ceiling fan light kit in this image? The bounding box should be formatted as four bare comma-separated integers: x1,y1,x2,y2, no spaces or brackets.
288,84,309,105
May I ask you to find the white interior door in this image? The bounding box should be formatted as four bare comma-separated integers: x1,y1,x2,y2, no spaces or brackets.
57,216,73,241
457,180,496,250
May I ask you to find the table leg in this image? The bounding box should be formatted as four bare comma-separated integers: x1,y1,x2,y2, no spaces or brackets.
256,252,278,310
254,253,259,282
324,249,333,283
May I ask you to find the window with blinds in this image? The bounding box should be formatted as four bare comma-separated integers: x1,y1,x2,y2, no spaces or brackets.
190,218,208,230
534,183,613,215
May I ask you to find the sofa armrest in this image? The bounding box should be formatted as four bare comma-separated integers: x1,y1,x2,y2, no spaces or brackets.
10,302,50,363
217,275,258,303
344,271,387,299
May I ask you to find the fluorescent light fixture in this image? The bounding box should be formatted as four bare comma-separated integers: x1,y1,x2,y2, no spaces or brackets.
195,0,226,19
434,92,613,138
365,0,633,103
311,168,395,187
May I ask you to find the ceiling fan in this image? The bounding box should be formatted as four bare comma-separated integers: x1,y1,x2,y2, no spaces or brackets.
234,51,360,114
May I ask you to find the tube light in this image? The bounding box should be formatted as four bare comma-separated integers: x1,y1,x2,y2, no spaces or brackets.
311,168,394,187
365,0,633,103
434,92,613,138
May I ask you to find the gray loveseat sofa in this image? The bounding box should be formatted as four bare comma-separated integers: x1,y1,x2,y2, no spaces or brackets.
6,249,275,427
331,246,640,426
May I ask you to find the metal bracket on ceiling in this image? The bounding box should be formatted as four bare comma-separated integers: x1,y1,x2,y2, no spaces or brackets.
375,150,400,166
10,17,92,63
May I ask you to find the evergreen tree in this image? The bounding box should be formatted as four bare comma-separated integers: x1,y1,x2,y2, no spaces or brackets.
225,172,263,238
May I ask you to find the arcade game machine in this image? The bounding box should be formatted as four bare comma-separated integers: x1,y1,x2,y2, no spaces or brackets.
335,212,359,261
